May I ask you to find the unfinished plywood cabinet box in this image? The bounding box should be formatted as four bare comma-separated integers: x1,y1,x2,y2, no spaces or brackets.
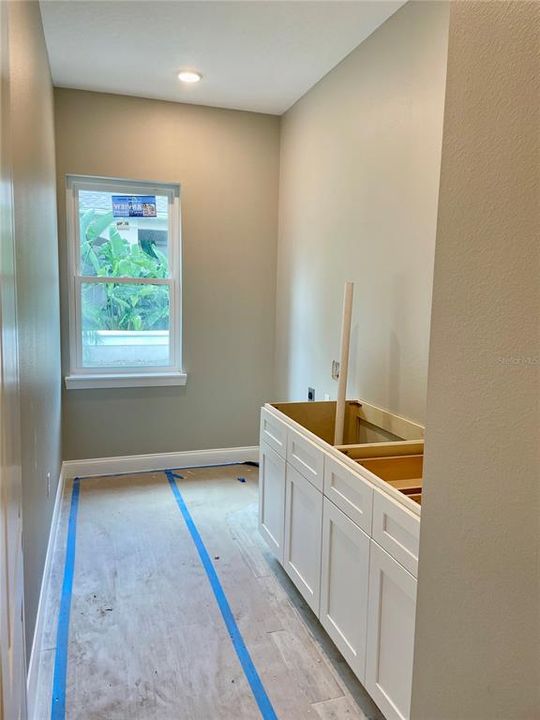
259,400,424,720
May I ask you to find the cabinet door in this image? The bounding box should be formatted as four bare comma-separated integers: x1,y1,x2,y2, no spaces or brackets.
366,542,417,720
284,463,323,614
258,442,286,562
320,498,370,682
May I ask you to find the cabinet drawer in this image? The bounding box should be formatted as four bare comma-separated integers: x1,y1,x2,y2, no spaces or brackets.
324,455,373,535
372,490,420,577
287,427,324,490
260,407,287,459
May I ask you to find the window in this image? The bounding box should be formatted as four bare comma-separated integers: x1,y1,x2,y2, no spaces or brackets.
65,175,185,389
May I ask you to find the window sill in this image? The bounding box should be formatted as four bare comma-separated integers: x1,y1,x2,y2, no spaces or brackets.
65,371,188,390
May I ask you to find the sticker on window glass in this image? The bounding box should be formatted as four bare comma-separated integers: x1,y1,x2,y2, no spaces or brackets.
112,195,157,218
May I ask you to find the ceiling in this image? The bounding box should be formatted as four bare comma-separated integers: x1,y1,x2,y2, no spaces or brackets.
40,1,405,115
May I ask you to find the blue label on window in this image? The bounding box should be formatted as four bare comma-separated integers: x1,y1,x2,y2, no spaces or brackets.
112,195,157,218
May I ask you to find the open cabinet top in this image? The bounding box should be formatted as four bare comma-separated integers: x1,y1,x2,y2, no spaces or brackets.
270,399,424,445
269,399,425,510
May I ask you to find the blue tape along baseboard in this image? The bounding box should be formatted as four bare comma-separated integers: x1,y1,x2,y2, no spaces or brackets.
51,478,80,720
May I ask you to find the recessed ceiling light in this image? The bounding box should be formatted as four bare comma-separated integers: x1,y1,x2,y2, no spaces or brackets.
178,70,202,84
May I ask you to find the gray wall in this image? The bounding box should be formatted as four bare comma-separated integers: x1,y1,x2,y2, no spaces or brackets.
275,1,449,422
411,2,539,718
54,89,280,460
8,0,62,656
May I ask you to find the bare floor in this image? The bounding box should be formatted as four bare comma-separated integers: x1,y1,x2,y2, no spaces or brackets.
35,465,384,720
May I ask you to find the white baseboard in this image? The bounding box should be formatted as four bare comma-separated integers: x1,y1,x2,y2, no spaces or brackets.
62,445,260,480
27,465,65,720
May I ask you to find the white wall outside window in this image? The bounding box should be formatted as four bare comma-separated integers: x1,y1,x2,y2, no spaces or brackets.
65,175,185,389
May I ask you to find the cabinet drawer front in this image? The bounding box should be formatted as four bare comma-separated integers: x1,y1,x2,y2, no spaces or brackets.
260,407,287,458
284,464,323,614
366,541,417,720
324,455,373,534
372,490,420,577
287,427,324,490
320,498,370,682
258,442,286,562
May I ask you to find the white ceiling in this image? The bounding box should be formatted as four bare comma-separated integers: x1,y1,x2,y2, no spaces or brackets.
40,1,405,115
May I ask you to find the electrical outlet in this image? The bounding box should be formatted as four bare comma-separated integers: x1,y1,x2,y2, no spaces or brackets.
324,393,330,401
331,360,340,380
46,472,51,498
308,387,315,401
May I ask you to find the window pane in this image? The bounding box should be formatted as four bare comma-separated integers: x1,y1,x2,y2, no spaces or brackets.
78,190,169,279
81,282,170,368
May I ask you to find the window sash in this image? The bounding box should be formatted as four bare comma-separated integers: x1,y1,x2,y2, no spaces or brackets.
67,176,182,377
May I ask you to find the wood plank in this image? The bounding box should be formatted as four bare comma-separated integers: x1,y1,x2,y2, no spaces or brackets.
356,403,424,441
337,440,424,459
358,455,423,482
387,478,423,493
334,281,354,445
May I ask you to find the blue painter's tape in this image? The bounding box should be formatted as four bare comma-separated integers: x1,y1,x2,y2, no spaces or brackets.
165,471,278,720
51,478,81,720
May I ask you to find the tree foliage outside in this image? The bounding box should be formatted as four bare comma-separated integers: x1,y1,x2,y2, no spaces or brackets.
80,210,170,334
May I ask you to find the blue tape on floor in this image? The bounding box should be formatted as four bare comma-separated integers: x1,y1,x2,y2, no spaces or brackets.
51,477,81,720
165,470,278,720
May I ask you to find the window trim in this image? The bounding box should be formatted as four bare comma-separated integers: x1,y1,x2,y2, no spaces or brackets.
65,174,185,389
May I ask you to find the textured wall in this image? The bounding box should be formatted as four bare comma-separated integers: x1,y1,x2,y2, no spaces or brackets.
412,3,540,718
8,0,62,656
275,1,449,422
54,89,280,460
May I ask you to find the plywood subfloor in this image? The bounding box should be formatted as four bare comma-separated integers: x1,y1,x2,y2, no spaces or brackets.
34,465,383,720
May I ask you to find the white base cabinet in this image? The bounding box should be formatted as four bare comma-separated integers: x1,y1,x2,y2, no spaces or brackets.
365,541,417,720
319,498,370,682
258,442,286,562
259,405,421,720
284,464,323,614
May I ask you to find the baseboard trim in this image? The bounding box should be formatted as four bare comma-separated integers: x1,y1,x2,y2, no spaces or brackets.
27,464,65,720
62,445,260,480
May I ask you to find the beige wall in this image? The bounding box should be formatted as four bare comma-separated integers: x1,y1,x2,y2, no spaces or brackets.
412,3,539,718
275,1,449,422
8,0,62,655
54,89,280,460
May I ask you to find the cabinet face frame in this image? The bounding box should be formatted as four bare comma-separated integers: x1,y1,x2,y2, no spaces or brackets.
258,442,286,562
283,463,323,614
320,498,370,682
366,541,417,720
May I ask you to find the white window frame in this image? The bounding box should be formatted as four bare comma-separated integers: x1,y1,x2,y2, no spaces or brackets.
64,174,186,390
